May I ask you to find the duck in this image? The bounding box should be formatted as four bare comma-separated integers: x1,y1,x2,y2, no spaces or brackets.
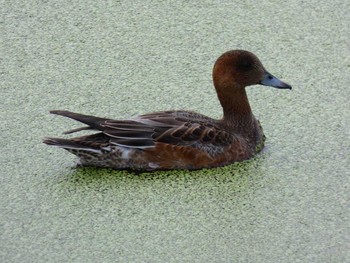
43,50,291,171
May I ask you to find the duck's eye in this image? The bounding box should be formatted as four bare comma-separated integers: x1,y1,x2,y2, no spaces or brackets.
237,58,253,71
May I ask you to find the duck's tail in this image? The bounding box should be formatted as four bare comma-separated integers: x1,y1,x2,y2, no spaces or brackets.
44,110,112,152
43,137,85,148
43,135,107,154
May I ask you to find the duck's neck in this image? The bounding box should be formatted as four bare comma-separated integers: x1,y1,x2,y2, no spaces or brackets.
217,88,253,124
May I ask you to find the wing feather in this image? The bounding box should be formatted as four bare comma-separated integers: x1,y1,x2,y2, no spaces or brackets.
100,111,234,150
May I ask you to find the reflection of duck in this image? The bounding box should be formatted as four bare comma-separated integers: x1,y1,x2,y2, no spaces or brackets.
44,50,291,171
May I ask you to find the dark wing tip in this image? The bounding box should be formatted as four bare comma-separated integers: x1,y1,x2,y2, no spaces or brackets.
50,110,73,116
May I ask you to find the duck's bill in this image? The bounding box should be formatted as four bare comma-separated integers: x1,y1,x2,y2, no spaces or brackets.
259,72,292,90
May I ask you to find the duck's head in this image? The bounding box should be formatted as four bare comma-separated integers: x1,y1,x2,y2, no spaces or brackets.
213,50,292,93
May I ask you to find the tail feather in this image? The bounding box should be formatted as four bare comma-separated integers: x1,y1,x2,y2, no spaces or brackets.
43,137,102,154
43,137,85,148
50,110,110,131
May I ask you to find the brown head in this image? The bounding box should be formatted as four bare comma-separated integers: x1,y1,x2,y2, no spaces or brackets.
212,50,291,118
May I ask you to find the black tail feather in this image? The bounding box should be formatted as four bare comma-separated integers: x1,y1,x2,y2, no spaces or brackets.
43,137,79,147
43,136,102,150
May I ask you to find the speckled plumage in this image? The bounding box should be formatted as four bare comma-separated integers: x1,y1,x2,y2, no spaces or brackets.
44,50,291,170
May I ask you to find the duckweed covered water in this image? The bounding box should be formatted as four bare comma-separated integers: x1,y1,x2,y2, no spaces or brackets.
2,1,349,262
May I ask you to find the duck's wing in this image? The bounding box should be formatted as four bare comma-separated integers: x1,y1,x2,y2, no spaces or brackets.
46,110,234,150
103,110,234,150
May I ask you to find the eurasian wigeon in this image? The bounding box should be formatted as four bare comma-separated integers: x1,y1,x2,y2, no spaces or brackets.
44,50,291,170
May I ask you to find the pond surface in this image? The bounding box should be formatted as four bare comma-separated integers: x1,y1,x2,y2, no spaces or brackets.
2,1,349,262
